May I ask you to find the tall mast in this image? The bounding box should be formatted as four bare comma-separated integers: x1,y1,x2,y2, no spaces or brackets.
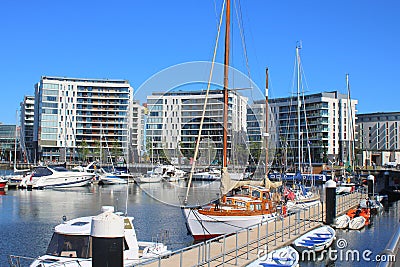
222,0,230,169
265,68,269,183
14,110,18,170
296,44,301,172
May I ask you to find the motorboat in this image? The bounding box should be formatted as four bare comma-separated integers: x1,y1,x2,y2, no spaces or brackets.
333,214,351,229
192,168,221,181
96,168,128,185
158,165,186,182
380,185,400,202
293,225,335,252
348,216,366,230
246,245,299,267
136,171,162,183
28,206,170,266
28,166,95,189
183,185,280,241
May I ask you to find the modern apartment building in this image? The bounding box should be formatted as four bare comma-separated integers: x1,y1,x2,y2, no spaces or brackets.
20,96,35,163
0,124,18,162
131,100,145,163
356,112,400,167
268,91,358,168
33,76,133,163
146,90,248,165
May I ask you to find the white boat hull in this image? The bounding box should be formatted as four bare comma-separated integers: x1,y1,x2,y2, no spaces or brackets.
334,214,351,229
348,216,366,230
293,226,335,252
33,174,93,189
182,208,277,240
246,245,299,267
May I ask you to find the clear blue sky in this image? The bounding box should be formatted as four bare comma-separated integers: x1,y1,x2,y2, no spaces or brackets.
0,0,398,124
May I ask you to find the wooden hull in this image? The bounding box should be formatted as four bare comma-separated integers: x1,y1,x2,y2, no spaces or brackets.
182,208,277,240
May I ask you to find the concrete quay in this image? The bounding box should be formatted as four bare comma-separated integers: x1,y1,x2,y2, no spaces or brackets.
138,191,366,267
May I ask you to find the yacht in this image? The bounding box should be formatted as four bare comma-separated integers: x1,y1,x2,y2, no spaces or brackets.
29,166,94,189
29,206,170,266
97,168,128,185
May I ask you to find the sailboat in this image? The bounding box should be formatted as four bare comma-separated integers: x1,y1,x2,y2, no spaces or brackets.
281,44,321,212
182,0,281,240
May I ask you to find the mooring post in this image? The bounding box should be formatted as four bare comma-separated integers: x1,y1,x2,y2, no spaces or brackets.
325,180,336,225
91,209,124,267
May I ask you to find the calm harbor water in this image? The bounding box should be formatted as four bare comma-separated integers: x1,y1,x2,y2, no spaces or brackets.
0,174,398,266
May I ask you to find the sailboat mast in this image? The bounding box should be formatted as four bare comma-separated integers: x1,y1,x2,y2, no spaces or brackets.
14,110,18,170
265,68,269,182
296,45,301,172
222,0,230,169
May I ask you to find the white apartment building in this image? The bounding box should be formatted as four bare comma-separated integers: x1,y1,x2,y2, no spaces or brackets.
357,112,400,167
131,100,145,163
20,96,35,163
146,90,248,165
33,76,134,163
269,91,358,167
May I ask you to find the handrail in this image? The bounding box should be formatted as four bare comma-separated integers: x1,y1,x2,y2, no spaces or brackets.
377,224,400,267
136,191,363,266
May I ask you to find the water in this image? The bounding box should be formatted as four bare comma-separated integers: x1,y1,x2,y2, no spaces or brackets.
0,173,399,266
0,184,196,266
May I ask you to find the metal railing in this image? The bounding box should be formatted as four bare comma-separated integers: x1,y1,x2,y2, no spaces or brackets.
8,191,365,267
137,191,365,267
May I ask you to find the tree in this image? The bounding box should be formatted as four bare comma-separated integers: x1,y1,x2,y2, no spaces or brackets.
79,140,89,162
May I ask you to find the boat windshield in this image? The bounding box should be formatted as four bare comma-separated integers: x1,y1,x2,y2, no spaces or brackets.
46,233,90,258
50,166,69,172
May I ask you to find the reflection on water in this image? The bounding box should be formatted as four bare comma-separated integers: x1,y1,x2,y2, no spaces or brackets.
138,179,220,207
0,183,194,265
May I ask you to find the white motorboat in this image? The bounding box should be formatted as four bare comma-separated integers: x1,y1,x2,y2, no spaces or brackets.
29,166,94,189
293,225,336,252
136,171,162,183
192,168,221,181
162,165,186,182
246,245,299,267
28,206,170,267
95,168,128,185
348,216,366,230
333,214,351,229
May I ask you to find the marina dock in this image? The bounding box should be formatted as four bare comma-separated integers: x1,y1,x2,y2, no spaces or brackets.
138,191,366,267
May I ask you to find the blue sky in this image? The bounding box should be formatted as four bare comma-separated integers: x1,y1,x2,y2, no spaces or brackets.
0,0,398,124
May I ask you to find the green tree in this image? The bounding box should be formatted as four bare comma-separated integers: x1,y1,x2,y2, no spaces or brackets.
79,140,89,162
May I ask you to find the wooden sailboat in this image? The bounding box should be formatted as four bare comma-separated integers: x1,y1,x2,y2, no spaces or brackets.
182,1,281,241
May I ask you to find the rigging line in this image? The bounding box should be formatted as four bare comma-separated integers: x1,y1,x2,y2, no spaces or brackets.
184,0,226,205
233,0,252,90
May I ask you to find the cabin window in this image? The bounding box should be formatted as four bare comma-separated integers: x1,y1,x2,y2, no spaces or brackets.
263,193,270,200
249,204,255,211
265,203,269,210
237,202,245,208
46,233,90,258
226,199,233,205
252,190,261,199
242,188,249,195
256,204,262,210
